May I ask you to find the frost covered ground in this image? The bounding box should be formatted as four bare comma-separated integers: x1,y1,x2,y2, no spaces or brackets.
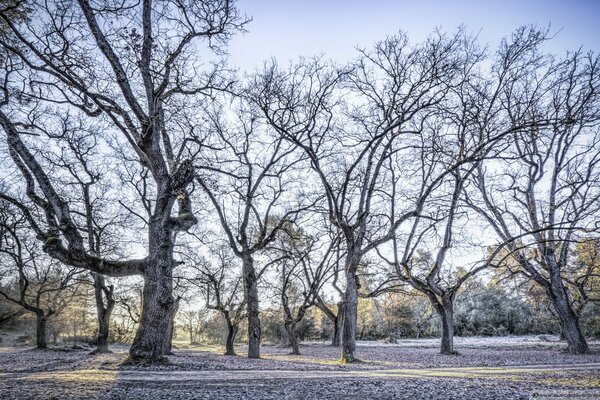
0,336,599,399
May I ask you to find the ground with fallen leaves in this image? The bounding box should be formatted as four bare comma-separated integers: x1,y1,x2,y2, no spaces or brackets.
0,336,599,399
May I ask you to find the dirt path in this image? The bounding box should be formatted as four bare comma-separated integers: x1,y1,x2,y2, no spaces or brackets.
1,362,599,399
2,362,599,383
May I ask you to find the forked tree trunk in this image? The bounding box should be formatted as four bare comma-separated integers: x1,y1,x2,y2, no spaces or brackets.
340,267,358,363
128,221,175,362
284,320,300,355
243,256,261,358
35,313,48,349
225,321,238,356
546,277,588,354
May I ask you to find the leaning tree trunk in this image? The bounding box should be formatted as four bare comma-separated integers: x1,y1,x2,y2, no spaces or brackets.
546,276,588,354
128,220,176,362
243,255,261,359
315,298,342,347
35,313,48,349
340,263,359,363
92,273,115,353
225,320,238,356
284,320,300,355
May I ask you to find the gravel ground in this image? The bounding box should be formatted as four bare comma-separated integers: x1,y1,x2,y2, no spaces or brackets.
0,336,599,399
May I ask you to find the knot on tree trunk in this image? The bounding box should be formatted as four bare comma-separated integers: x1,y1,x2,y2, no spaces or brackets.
172,159,195,191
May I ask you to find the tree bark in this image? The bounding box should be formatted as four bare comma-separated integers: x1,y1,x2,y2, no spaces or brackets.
331,301,346,347
438,298,455,355
340,268,358,363
243,256,261,358
163,297,180,355
546,276,588,354
225,320,238,356
92,273,114,353
284,321,300,355
128,221,175,362
331,312,341,347
35,313,47,349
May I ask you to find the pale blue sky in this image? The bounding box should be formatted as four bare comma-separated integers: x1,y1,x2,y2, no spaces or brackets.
229,0,600,70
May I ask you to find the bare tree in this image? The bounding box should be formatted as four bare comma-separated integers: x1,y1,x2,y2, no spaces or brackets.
0,202,82,348
250,29,504,362
379,171,487,354
272,224,339,355
465,48,600,353
0,0,247,362
196,99,312,358
186,245,246,356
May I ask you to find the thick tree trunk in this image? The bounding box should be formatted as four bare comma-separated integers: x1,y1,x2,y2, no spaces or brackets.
547,277,588,354
92,273,114,353
128,221,175,363
340,268,358,363
35,313,47,349
225,321,238,356
243,256,261,359
429,294,455,355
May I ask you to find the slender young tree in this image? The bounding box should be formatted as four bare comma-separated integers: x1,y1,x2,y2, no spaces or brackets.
0,202,82,349
273,225,339,355
196,99,312,358
186,245,246,356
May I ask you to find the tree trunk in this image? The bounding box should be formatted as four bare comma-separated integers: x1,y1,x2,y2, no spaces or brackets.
163,297,180,355
332,301,345,347
331,316,340,347
92,273,114,353
284,321,300,355
225,321,238,356
438,298,455,355
340,268,358,363
243,255,261,359
128,221,175,362
547,278,588,354
36,313,47,349
315,298,341,347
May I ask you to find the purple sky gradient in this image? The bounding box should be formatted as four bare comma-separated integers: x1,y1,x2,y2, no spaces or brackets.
228,0,600,70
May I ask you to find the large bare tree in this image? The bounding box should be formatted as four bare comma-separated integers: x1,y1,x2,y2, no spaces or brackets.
466,48,600,354
0,0,246,362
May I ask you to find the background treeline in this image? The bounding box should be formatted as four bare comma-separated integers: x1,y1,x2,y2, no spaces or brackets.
3,275,599,347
